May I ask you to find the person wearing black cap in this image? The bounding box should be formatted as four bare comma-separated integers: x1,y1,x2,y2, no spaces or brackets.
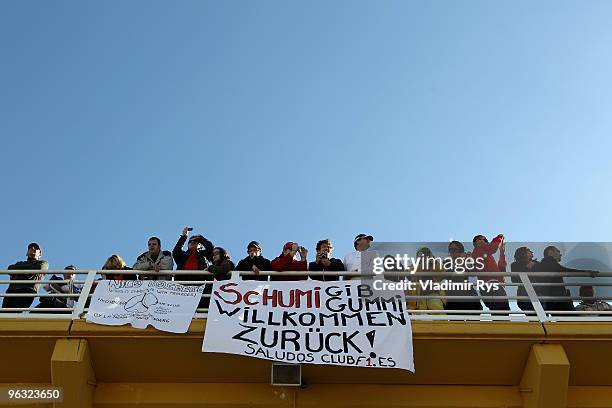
343,234,379,278
235,241,272,281
2,242,49,311
309,239,345,281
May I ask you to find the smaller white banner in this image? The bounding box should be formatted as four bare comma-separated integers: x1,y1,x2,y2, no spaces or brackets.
87,280,204,333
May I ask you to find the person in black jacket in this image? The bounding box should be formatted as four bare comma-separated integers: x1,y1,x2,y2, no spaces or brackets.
2,242,49,311
536,246,595,313
208,247,234,281
172,228,214,310
172,227,214,282
309,239,345,281
510,247,540,312
235,241,272,281
197,247,235,311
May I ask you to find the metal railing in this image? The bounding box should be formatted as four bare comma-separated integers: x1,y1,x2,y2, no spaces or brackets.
1,269,611,322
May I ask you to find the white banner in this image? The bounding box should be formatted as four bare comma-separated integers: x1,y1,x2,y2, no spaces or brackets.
202,279,414,371
87,280,204,333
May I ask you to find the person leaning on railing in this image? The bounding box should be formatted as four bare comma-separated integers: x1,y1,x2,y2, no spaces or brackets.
35,265,82,312
207,247,234,281
535,246,597,313
235,241,271,281
133,236,173,280
2,242,48,311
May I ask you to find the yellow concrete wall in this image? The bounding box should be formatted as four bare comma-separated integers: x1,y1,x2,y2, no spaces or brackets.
1,319,612,408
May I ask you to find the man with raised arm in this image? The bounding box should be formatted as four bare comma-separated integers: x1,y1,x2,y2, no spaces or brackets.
271,242,308,280
472,234,509,311
172,227,214,281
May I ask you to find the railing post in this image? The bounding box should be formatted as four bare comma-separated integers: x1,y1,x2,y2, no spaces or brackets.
72,270,98,320
519,272,548,322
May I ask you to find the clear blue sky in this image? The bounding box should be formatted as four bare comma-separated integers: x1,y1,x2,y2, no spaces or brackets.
2,0,612,272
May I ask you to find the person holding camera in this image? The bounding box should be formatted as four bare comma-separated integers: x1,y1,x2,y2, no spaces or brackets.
271,242,308,280
309,239,344,281
172,227,214,282
172,227,215,310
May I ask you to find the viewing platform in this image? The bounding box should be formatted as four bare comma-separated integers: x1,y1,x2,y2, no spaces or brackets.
1,270,612,408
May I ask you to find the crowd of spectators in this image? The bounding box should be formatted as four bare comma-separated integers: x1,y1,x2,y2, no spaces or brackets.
1,229,609,315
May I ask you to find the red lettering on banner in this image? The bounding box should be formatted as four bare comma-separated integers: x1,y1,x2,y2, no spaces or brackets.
244,291,259,305
262,289,278,307
215,283,242,304
215,285,323,309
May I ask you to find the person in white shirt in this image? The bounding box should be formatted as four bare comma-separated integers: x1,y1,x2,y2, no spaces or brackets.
343,233,379,278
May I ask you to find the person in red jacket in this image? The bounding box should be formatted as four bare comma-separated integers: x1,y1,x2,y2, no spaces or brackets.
271,242,308,280
472,234,509,311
